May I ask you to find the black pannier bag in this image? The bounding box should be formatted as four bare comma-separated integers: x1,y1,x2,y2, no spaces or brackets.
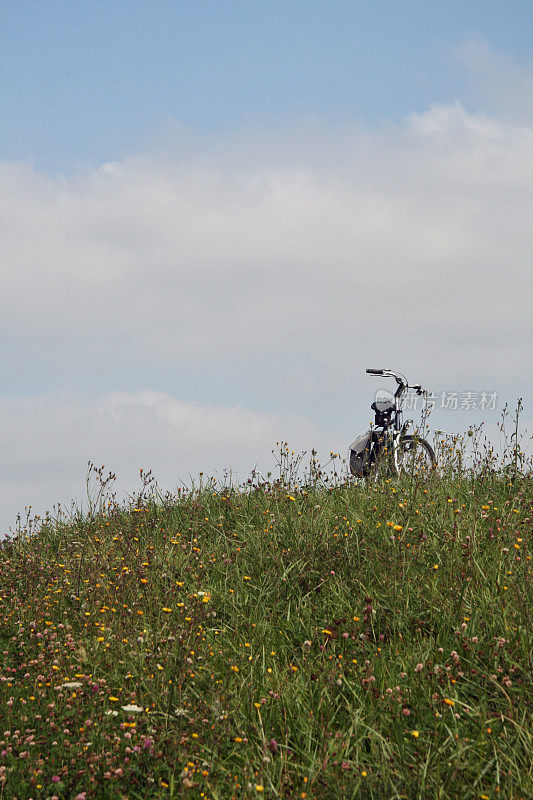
349,431,374,477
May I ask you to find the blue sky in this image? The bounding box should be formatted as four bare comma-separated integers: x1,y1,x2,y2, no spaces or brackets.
2,0,532,171
1,1,532,532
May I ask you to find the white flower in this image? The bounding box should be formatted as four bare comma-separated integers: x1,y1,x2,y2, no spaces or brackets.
121,704,143,713
105,710,118,717
60,682,83,689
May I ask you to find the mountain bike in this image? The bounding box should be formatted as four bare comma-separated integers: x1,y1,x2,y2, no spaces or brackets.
349,368,436,479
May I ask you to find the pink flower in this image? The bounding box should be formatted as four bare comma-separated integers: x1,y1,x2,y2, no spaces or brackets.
52,775,61,783
76,794,87,800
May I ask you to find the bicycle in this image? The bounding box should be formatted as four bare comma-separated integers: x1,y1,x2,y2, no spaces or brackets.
349,368,436,480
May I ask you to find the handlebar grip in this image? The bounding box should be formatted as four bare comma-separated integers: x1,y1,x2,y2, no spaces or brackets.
366,368,384,375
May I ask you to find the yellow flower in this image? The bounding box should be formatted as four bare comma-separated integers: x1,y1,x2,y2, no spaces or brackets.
411,730,420,738
234,736,243,742
444,698,455,706
393,524,403,531
162,607,172,613
256,786,264,792
433,564,439,570
321,629,332,635
109,696,119,702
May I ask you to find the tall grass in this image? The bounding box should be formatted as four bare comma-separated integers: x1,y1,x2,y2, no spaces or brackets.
1,423,531,799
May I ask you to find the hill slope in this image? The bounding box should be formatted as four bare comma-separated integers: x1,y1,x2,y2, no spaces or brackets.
1,465,531,799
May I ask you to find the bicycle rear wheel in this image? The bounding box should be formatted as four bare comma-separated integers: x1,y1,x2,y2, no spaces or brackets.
395,435,436,478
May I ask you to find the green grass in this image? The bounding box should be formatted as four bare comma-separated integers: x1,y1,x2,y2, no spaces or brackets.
0,450,531,800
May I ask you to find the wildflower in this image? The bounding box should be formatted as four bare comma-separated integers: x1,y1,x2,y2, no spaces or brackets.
411,730,420,738
162,607,172,613
256,786,264,792
234,736,243,743
444,698,455,706
121,704,143,713
433,564,439,570
61,682,82,689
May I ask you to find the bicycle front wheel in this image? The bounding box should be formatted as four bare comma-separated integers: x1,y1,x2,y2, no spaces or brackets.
395,435,436,478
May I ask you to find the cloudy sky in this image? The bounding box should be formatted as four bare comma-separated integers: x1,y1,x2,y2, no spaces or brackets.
1,1,532,533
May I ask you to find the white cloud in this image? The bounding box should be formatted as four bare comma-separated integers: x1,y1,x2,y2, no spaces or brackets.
0,391,337,533
2,101,531,389
458,40,533,125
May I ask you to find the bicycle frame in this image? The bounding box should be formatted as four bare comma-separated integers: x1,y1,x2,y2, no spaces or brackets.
365,369,429,474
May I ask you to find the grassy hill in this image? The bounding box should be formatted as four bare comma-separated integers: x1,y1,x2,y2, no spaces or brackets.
1,446,531,799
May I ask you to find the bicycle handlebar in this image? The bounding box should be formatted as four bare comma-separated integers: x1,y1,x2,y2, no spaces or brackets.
366,367,406,385
366,368,427,396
